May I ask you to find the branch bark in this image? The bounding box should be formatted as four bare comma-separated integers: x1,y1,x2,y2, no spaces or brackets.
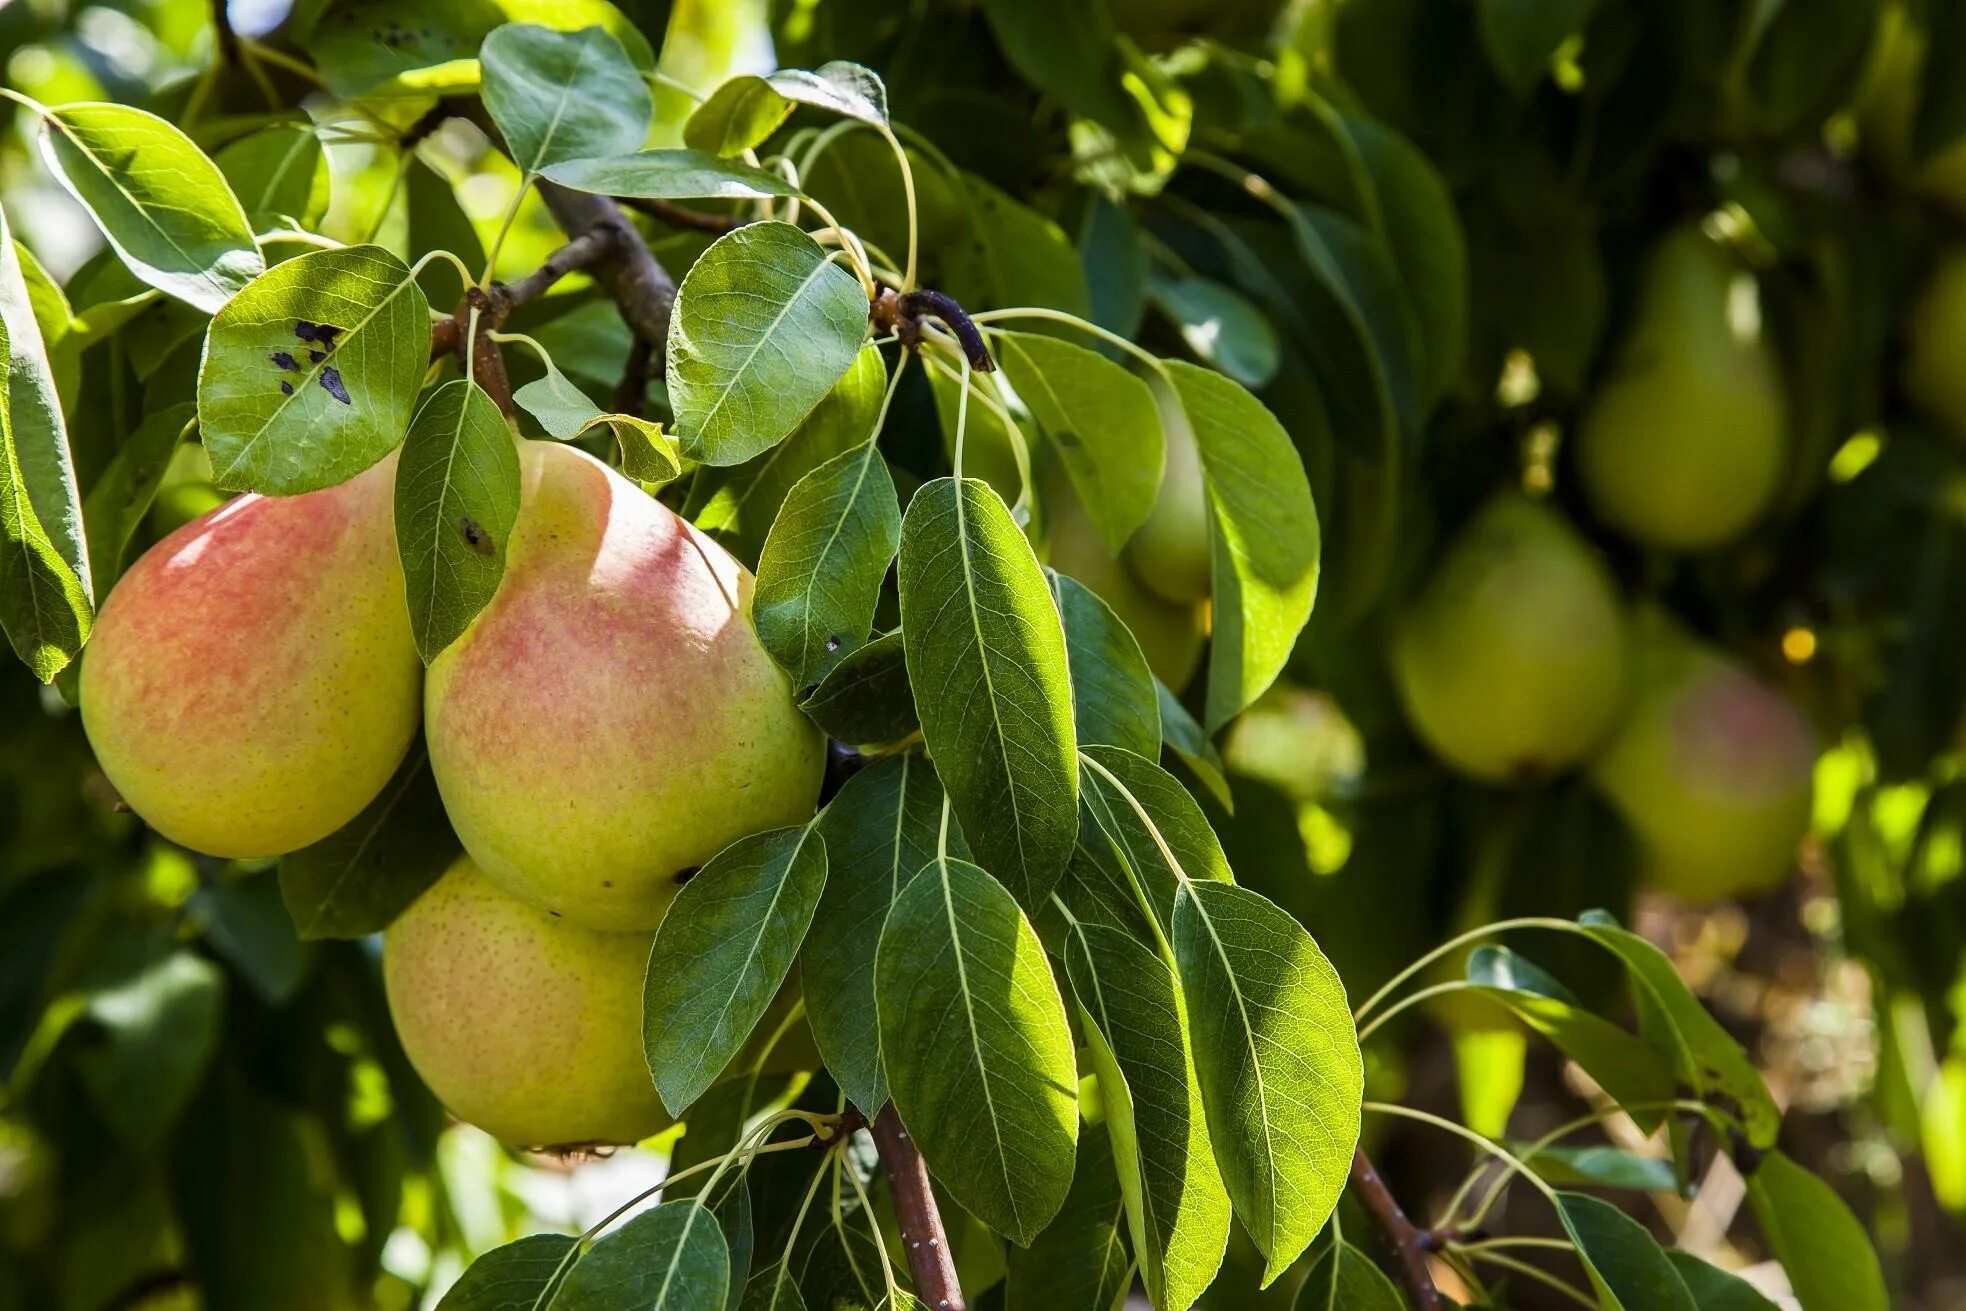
537,182,677,372
617,194,747,235
871,1105,964,1311
1350,1148,1442,1311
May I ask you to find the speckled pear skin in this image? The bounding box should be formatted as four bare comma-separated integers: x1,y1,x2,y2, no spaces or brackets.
426,440,825,931
383,856,670,1149
79,455,420,858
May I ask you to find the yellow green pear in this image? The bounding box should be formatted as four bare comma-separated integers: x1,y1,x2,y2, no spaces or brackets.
80,455,421,857
426,440,824,931
1391,493,1628,783
1590,610,1816,901
1123,381,1213,604
1575,225,1788,551
384,856,669,1149
1903,247,1966,438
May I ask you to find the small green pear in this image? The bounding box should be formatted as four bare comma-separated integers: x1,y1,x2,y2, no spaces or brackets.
1903,247,1966,439
81,454,421,857
1575,225,1788,551
1590,610,1815,901
1391,493,1628,782
1122,382,1212,605
383,856,669,1149
426,440,824,931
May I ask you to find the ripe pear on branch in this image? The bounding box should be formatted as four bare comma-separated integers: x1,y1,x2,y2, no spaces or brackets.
81,455,421,858
426,439,824,931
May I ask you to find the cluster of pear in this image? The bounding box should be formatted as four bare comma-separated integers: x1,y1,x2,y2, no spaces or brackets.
81,439,824,1147
1391,226,1818,901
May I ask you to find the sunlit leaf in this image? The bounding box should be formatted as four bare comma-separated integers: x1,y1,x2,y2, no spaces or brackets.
438,1233,576,1309
554,1200,728,1310
1745,1151,1888,1311
481,24,652,174
1051,571,1159,759
1557,1191,1697,1311
394,381,520,663
542,149,797,200
797,631,919,747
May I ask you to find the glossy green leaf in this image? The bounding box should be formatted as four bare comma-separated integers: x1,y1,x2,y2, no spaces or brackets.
803,754,958,1112
612,417,682,484
11,242,76,415
737,1265,804,1311
407,155,487,310
710,1179,753,1311
874,857,1078,1245
543,149,798,200
75,944,224,1151
1296,1237,1407,1311
278,745,460,940
1147,275,1280,389
438,1233,576,1309
1004,1121,1133,1311
80,403,193,601
395,381,521,663
898,476,1079,908
480,24,652,174
945,174,1091,316
38,103,260,314
797,631,919,746
1050,572,1160,759
1077,745,1232,933
666,222,869,466
767,63,888,127
216,126,330,232
754,442,900,688
1063,917,1230,1310
198,244,431,494
510,354,682,483
1517,1143,1678,1193
1171,878,1361,1283
1157,680,1232,811
1663,1252,1779,1311
1556,1191,1697,1311
1162,361,1319,730
555,1200,729,1310
645,826,828,1115
995,330,1162,552
1745,1151,1888,1311
304,0,654,98
686,79,798,155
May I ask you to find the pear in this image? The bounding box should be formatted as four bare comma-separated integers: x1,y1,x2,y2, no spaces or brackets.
1903,247,1966,439
426,440,824,931
1590,611,1815,901
384,856,669,1149
80,455,420,857
1575,225,1788,551
1391,493,1628,783
1123,382,1212,604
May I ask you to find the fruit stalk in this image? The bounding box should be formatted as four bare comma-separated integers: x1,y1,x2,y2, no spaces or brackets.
871,1105,965,1310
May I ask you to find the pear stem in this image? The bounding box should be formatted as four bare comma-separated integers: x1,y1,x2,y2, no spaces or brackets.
871,1104,965,1310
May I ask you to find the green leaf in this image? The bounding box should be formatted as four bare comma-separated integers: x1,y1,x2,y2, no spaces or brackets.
803,754,957,1112
693,344,887,560
995,330,1162,552
555,1200,729,1310
1147,275,1280,389
80,403,193,601
711,1179,753,1311
1556,1191,1697,1311
278,745,461,940
37,103,261,314
1156,680,1232,811
1077,745,1232,934
612,417,682,484
304,0,654,99
1295,1237,1407,1311
1051,572,1160,759
766,63,888,127
408,155,488,310
979,0,1150,151
75,944,225,1151
187,874,311,1006
216,125,330,232
898,477,1079,908
666,222,869,466
754,442,900,689
945,174,1091,316
737,1265,804,1311
11,241,77,416
512,355,610,436
542,149,798,200
1663,1252,1779,1311
797,631,919,747
1162,361,1319,730
1577,914,1780,1148
1478,0,1597,95
1745,1151,1888,1311
874,857,1078,1245
1171,878,1361,1283
509,355,681,483
395,381,521,663
1003,1121,1133,1311
1062,917,1231,1310
480,24,652,174
645,826,828,1115
198,244,431,494
686,80,799,156
438,1233,576,1309
1516,1143,1678,1193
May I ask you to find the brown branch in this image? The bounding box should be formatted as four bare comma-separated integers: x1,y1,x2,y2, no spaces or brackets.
1350,1149,1442,1311
871,1105,964,1311
537,182,677,373
500,226,620,311
617,195,748,235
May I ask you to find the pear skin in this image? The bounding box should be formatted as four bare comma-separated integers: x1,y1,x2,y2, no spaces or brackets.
80,455,420,857
384,856,669,1149
1576,226,1788,551
1391,494,1628,783
1123,381,1213,604
1591,611,1815,900
426,441,824,930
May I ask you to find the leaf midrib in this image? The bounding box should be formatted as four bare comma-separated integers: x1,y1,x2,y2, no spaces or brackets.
938,861,1023,1237
688,231,849,446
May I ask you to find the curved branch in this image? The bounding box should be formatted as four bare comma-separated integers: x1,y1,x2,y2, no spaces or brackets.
871,1105,964,1311
1351,1149,1442,1311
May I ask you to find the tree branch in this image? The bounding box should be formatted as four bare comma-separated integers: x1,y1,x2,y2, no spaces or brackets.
617,194,748,235
871,1105,964,1311
537,182,677,372
1350,1148,1442,1311
500,225,621,311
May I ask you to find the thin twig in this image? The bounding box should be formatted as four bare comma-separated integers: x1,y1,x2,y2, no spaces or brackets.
617,194,748,235
1350,1148,1443,1311
537,182,678,371
499,226,620,311
871,1105,963,1311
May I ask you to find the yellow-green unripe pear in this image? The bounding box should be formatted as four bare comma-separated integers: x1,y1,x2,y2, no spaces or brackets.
1123,383,1212,604
1575,225,1788,551
1391,493,1628,782
1590,611,1815,901
384,856,669,1149
1903,247,1966,439
81,455,421,857
426,441,824,931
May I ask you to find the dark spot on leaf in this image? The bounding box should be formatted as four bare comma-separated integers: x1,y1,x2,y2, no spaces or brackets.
308,350,326,364
294,320,342,349
459,516,495,556
279,382,294,396
674,866,700,885
318,367,351,405
824,634,842,652
269,351,301,372
1053,429,1082,450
